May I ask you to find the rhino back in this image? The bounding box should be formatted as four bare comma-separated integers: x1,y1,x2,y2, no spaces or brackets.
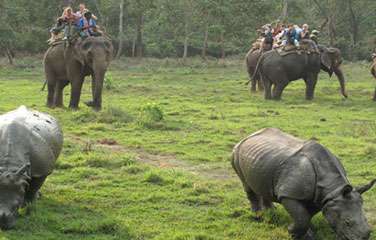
234,128,307,200
0,107,63,177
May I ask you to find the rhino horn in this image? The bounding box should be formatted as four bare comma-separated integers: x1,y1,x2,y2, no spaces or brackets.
16,164,30,176
356,179,376,195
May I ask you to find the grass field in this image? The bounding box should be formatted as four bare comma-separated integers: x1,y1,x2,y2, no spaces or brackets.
0,56,375,240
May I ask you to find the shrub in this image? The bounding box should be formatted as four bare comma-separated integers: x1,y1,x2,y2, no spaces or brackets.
138,102,164,128
104,72,116,90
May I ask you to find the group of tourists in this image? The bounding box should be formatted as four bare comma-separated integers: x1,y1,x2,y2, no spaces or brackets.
48,3,100,44
252,21,320,52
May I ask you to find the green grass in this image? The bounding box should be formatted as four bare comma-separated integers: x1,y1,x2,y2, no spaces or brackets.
0,56,375,239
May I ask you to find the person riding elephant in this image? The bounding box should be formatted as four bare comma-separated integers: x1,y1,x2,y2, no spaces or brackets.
253,40,348,100
43,36,113,110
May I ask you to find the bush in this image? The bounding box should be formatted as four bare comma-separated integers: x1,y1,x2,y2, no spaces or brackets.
104,72,116,90
138,102,164,128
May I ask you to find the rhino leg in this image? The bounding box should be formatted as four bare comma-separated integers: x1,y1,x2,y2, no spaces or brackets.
262,199,275,209
244,186,263,213
281,198,315,240
24,176,46,204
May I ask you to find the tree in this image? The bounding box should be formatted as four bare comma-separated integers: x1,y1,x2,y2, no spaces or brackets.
116,0,125,59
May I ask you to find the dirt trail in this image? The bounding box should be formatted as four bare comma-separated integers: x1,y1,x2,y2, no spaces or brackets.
69,135,237,181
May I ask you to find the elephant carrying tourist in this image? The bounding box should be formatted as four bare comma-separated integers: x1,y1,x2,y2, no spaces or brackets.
232,128,375,240
246,49,264,92
251,41,348,100
371,54,376,101
43,36,114,110
0,106,63,230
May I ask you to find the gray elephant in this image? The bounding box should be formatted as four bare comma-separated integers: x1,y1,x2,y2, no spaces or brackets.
44,36,114,110
245,49,264,92
232,128,375,240
0,106,63,229
253,42,348,100
371,55,376,101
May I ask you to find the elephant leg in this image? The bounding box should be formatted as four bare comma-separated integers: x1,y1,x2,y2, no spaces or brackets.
250,77,257,92
47,83,56,108
272,82,288,100
373,87,376,101
69,76,85,109
304,75,318,100
281,198,315,240
263,79,273,100
54,80,68,108
257,78,264,91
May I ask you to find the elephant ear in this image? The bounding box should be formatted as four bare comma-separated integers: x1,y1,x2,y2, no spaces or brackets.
321,50,333,76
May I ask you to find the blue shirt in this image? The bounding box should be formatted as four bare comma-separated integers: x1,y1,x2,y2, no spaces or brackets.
78,18,96,35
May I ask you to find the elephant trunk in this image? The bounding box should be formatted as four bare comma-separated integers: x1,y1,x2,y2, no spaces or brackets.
91,61,107,110
333,66,348,98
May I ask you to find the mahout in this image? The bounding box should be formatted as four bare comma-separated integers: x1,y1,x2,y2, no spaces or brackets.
44,36,113,111
232,128,375,240
249,41,348,100
0,106,63,229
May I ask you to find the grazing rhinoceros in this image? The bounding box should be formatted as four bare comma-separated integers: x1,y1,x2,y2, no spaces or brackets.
0,106,63,229
231,128,375,240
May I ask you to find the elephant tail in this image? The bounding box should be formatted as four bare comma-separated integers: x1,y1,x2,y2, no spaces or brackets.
41,80,47,91
251,53,265,83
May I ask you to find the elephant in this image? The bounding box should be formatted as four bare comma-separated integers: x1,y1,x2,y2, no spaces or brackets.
371,55,376,101
43,36,114,110
245,49,264,92
252,41,348,100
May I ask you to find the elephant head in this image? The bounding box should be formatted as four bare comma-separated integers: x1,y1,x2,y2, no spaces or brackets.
73,36,114,110
319,46,348,98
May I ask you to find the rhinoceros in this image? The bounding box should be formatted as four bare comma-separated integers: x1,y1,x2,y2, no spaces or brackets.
231,128,375,240
0,106,63,229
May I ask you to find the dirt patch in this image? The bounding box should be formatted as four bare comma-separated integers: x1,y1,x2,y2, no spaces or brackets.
68,135,236,181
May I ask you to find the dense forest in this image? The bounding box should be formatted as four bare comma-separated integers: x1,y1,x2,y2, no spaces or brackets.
1,0,376,62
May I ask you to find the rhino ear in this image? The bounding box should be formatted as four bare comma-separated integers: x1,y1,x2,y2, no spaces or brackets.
341,185,353,197
356,179,376,195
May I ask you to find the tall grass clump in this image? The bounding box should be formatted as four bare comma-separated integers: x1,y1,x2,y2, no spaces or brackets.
137,102,164,128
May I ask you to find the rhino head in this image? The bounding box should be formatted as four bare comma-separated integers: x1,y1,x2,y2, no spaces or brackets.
0,165,30,230
322,180,376,240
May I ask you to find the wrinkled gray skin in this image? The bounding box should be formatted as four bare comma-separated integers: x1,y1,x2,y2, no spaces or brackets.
44,36,113,111
232,128,375,240
252,42,348,100
0,106,63,230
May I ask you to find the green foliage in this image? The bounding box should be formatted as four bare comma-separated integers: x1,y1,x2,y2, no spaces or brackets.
1,0,375,60
138,102,164,128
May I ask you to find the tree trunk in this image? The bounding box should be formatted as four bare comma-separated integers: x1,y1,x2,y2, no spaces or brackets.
347,0,358,60
282,0,288,21
135,13,144,58
220,31,225,60
183,22,189,60
116,0,125,59
132,37,136,58
5,47,14,65
202,21,209,59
